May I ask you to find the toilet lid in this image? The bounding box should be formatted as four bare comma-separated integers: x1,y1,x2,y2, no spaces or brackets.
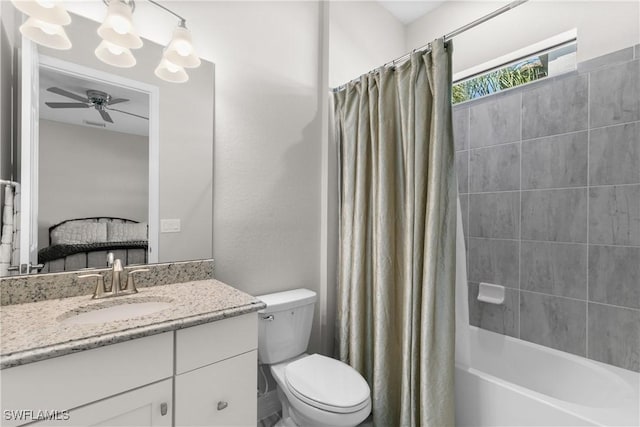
284,354,370,414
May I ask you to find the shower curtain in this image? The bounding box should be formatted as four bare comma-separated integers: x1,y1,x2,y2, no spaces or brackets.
332,39,456,427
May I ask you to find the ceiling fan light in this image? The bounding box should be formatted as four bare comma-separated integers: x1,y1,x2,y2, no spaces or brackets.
20,17,71,50
154,58,188,83
95,40,136,68
10,0,71,26
164,25,201,69
97,0,142,49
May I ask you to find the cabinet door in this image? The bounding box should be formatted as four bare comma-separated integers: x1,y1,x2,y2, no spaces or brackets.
29,379,172,427
175,350,257,427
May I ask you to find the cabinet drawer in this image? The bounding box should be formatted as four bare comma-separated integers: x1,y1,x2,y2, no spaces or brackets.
1,332,173,426
29,379,172,427
175,350,257,426
175,313,257,374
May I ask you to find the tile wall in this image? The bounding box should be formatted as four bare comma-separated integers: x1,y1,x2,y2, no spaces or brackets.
454,45,640,372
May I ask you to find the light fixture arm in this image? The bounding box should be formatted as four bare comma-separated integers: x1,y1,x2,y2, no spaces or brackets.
146,0,187,27
101,0,187,26
101,0,136,13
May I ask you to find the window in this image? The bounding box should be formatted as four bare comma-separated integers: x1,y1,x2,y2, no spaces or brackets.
452,39,577,104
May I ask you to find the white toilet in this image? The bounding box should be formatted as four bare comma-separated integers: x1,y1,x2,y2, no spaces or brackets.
257,288,372,427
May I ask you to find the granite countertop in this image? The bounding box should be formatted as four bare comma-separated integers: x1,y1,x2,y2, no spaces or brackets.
0,279,266,369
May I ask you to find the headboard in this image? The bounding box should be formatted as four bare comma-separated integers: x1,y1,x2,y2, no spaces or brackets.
48,217,141,245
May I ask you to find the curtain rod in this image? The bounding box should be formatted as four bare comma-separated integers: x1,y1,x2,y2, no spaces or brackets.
331,0,529,93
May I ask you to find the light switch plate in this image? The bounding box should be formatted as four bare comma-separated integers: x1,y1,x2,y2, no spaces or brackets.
160,219,181,233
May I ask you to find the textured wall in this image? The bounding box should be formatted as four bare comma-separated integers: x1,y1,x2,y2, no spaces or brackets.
455,45,640,372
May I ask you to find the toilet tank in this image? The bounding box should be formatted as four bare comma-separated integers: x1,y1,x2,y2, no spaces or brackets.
256,288,316,364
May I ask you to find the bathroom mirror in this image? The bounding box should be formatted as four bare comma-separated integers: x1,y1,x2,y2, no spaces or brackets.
15,12,214,275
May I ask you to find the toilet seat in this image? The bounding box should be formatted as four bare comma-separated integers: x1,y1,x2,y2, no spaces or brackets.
284,354,370,414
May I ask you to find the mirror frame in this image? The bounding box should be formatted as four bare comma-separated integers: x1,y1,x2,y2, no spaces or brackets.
20,41,160,269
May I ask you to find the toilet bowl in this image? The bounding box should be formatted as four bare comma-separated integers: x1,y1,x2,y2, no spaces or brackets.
270,354,371,427
257,289,371,427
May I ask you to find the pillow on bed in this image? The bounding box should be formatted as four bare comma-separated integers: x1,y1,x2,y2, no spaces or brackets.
51,221,108,245
107,222,148,242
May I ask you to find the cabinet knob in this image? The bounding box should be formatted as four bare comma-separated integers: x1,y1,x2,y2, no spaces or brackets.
160,402,168,416
217,401,228,411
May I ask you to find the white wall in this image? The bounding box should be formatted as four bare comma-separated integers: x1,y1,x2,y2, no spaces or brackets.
329,0,406,87
38,120,148,249
406,1,640,75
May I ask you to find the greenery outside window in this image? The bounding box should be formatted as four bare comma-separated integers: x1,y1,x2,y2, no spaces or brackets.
453,40,577,104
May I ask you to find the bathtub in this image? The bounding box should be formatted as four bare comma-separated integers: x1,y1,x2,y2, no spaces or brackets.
454,326,640,426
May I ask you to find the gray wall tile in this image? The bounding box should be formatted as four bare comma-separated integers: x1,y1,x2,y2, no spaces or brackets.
453,107,469,151
590,60,640,128
589,245,640,310
589,122,640,185
462,47,639,370
522,74,588,139
521,132,587,189
521,241,587,299
469,192,520,239
521,189,588,242
468,238,519,289
589,185,640,245
468,282,519,337
520,292,587,356
456,151,469,193
577,47,634,73
588,303,640,372
469,93,521,148
460,194,469,237
469,143,520,192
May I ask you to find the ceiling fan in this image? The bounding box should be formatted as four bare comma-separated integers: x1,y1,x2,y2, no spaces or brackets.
45,87,149,124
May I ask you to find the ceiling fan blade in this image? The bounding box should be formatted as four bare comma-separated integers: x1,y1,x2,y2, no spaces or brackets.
106,107,149,120
99,109,114,123
47,87,89,103
45,102,90,109
108,98,129,105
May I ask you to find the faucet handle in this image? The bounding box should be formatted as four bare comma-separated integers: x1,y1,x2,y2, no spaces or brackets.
78,273,107,299
123,268,149,294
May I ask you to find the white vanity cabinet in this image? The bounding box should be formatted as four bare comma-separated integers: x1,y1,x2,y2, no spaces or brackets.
31,380,173,427
174,314,258,426
0,313,258,427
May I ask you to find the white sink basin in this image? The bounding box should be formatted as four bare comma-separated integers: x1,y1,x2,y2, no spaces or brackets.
60,300,172,325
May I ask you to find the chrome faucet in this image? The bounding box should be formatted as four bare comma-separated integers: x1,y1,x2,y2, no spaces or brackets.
78,259,150,299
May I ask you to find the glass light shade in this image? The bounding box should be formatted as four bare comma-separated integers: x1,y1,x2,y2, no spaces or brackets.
164,26,201,68
154,58,188,83
97,0,142,49
11,0,71,26
20,17,71,50
95,40,136,68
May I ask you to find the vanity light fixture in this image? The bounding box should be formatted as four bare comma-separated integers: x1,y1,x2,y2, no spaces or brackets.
95,40,137,68
11,0,72,50
163,22,201,69
11,0,202,83
97,0,143,49
154,55,189,83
